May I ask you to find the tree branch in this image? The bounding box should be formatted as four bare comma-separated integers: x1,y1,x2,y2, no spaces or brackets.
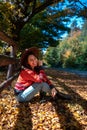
77,0,87,8
0,31,17,50
32,0,37,12
23,0,61,22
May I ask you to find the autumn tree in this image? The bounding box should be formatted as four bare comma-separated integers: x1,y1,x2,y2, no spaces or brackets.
0,0,87,89
0,0,71,80
0,0,71,89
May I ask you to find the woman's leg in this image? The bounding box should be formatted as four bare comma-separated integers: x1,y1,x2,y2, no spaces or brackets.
16,82,51,102
39,82,51,103
16,83,42,102
41,82,51,94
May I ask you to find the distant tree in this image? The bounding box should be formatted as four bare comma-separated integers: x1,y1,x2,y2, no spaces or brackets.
79,19,87,42
66,0,87,19
44,47,59,66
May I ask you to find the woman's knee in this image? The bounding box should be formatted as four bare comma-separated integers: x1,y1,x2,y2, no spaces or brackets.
41,82,51,92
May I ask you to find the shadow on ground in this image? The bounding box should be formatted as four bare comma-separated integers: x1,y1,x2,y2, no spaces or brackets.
13,102,32,130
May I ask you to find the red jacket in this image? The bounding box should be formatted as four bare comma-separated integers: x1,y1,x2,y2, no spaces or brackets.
15,67,52,90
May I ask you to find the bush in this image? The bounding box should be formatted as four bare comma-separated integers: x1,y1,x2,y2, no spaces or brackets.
44,47,60,67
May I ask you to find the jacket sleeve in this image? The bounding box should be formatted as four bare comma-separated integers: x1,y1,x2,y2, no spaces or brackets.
19,69,43,83
39,69,54,89
18,68,55,89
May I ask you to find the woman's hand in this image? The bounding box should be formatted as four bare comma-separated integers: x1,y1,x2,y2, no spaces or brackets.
51,88,57,97
38,60,43,66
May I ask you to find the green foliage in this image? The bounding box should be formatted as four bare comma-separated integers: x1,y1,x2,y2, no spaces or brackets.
62,51,76,68
79,20,87,42
45,22,87,70
56,40,76,68
19,9,70,50
0,0,72,50
44,47,60,66
0,41,6,54
0,2,13,34
75,42,87,70
57,39,87,70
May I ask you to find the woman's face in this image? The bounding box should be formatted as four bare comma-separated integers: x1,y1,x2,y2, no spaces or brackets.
27,54,38,69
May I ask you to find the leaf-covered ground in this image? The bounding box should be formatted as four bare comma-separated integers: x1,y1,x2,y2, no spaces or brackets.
0,68,87,130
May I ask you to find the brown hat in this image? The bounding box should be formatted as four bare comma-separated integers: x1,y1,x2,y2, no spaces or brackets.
20,47,40,67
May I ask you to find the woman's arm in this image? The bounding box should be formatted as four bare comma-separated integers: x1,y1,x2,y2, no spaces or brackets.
19,69,43,83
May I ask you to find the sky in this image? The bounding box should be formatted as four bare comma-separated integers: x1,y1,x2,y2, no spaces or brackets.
61,0,87,38
50,0,87,39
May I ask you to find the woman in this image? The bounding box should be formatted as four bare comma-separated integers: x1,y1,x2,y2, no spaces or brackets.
14,47,57,102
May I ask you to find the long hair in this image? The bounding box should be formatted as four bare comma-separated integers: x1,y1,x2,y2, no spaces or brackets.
20,47,40,70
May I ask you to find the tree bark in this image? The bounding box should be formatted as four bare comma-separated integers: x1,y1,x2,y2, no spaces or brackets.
0,31,17,49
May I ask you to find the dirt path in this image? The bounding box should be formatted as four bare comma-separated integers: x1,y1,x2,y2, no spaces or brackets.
51,67,87,77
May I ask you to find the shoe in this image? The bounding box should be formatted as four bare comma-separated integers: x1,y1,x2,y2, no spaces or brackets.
39,91,47,103
54,91,72,100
